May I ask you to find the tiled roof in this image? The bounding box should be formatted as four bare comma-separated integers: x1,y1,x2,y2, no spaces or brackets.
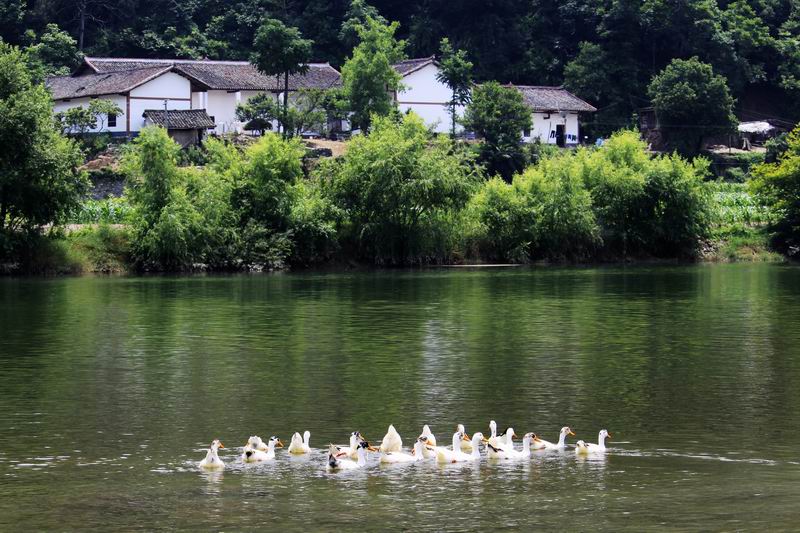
81,57,341,91
509,84,597,113
143,109,216,129
392,56,437,77
46,66,172,99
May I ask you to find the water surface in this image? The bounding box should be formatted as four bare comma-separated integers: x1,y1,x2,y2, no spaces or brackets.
1,264,799,530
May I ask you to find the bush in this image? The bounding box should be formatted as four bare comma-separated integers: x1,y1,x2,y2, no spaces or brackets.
321,113,480,264
751,126,800,257
462,130,712,262
67,224,131,272
72,197,132,224
288,179,340,266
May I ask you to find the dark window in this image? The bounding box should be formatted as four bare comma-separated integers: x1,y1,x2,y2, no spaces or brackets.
108,113,117,128
523,128,531,137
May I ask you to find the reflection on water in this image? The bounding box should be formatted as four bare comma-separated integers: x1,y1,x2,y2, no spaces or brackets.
0,264,799,530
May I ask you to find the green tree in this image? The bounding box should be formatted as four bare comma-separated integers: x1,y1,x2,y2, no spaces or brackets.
25,24,82,77
236,89,328,137
462,81,531,180
56,98,122,135
340,15,405,132
435,37,472,138
751,125,800,257
339,0,386,50
322,113,479,264
0,44,86,236
252,18,313,136
647,57,737,155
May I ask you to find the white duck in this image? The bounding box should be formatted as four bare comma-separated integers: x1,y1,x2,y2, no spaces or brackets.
244,435,268,452
199,439,225,471
381,437,433,464
536,426,575,450
419,425,437,446
457,424,473,452
575,440,590,455
337,431,378,459
380,424,403,453
488,432,536,460
584,429,611,453
288,431,311,454
436,431,485,463
242,435,283,463
487,428,519,459
327,441,369,471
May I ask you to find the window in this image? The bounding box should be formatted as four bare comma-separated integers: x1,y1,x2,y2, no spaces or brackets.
523,128,531,138
108,113,117,128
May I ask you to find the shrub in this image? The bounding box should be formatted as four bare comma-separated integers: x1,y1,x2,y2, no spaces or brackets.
321,113,480,264
751,125,800,257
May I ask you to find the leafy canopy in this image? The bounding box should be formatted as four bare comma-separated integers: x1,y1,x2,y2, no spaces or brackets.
0,43,85,234
647,57,737,155
340,16,405,132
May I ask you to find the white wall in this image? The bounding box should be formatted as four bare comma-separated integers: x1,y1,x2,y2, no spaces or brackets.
522,112,581,145
128,72,192,132
396,63,462,134
202,89,275,134
53,95,128,134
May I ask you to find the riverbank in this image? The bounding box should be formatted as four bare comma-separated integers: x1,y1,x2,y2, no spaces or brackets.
0,223,785,277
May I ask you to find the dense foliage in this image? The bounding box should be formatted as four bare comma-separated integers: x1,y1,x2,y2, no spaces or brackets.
319,113,479,264
4,0,799,137
647,57,738,155
0,44,85,240
462,82,532,180
463,131,712,261
751,125,800,257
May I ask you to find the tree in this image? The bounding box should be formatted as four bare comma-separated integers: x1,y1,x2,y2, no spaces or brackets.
0,44,86,235
339,0,386,50
751,125,800,257
252,18,313,137
236,89,327,137
648,57,737,155
435,38,472,138
24,24,82,77
56,98,122,136
462,81,531,180
322,113,479,264
340,15,405,132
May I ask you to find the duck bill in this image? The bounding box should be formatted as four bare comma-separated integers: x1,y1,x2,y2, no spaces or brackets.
461,433,471,442
276,440,284,448
568,430,576,436
606,433,612,440
533,437,543,443
219,443,225,449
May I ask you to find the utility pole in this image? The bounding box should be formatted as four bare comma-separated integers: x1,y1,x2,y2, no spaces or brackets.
164,99,169,132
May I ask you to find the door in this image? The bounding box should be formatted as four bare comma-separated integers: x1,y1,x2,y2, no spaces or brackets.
556,124,565,147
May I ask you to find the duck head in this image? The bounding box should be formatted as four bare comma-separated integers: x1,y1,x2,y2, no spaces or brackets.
269,436,284,449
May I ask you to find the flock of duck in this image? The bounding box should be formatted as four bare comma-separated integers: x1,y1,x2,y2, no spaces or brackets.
198,421,612,472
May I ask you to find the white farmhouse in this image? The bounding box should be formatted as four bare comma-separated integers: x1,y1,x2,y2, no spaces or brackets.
508,84,597,146
47,57,342,137
392,56,460,134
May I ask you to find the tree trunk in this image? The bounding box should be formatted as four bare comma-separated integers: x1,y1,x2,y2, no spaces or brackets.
284,71,290,138
78,1,86,51
0,197,6,233
451,90,456,139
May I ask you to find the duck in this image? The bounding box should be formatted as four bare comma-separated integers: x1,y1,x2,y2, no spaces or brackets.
488,432,536,460
242,435,283,463
327,441,369,471
418,425,437,458
199,439,225,471
436,431,486,463
381,437,433,464
575,440,590,455
536,426,575,450
584,429,611,453
288,431,311,455
337,431,379,460
457,424,473,452
244,435,268,452
487,428,519,459
380,424,403,453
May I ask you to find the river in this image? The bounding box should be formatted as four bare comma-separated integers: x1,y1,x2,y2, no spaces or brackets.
1,263,799,530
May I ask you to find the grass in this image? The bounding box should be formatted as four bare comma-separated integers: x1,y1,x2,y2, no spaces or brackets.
704,181,783,262
66,224,132,273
